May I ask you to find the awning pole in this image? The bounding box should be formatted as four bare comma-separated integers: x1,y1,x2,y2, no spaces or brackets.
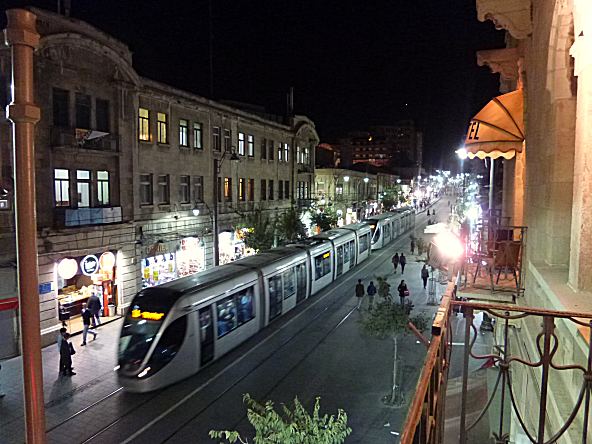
489,158,495,216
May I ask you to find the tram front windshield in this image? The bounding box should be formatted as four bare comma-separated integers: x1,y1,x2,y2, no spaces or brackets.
118,288,177,372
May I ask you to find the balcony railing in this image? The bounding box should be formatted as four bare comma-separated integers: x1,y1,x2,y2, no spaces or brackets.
50,127,119,152
402,281,592,444
54,206,122,227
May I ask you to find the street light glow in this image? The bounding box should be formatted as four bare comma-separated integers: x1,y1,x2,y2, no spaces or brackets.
456,147,468,160
363,177,369,183
343,175,350,182
434,232,464,261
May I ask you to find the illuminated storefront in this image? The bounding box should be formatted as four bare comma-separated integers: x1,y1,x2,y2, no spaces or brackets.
57,251,118,322
219,229,255,265
142,236,206,288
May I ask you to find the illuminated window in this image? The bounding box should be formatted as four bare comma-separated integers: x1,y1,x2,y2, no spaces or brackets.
277,142,283,161
296,145,302,164
76,170,91,208
268,180,274,201
138,108,150,141
54,169,70,207
247,134,254,157
179,119,188,147
139,173,153,205
224,128,231,152
179,175,190,203
158,175,170,204
224,177,232,202
97,171,110,206
213,126,221,151
238,132,245,155
284,143,289,162
304,146,310,164
238,178,246,201
157,112,168,144
193,122,202,149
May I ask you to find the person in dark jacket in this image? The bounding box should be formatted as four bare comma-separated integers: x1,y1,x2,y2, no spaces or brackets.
397,280,409,306
399,254,407,274
355,279,365,309
366,281,377,310
80,303,97,346
410,238,416,255
59,333,76,376
421,264,430,290
86,293,102,327
391,253,400,273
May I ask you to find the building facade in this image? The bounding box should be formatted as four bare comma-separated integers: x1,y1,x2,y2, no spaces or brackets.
0,8,318,349
465,0,592,441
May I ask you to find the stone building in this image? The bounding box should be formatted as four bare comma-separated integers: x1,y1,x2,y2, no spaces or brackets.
460,0,592,441
0,8,318,350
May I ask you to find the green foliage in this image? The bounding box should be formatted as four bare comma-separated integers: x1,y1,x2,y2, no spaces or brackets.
209,394,352,444
309,207,338,232
235,210,276,253
381,185,406,210
277,208,307,243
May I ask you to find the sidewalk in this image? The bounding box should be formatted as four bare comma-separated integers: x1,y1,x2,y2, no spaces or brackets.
0,319,123,443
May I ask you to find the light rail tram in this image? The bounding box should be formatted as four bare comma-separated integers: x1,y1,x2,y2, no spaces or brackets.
117,210,414,392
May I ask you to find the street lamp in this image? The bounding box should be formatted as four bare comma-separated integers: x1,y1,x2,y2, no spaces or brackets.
213,149,240,266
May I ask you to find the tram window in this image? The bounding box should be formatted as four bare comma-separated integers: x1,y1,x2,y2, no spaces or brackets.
268,275,283,320
372,226,381,243
282,268,296,299
147,315,187,374
343,242,350,263
199,309,211,342
359,234,368,253
314,252,331,280
350,240,356,260
237,287,255,325
296,263,306,301
216,296,238,338
119,316,163,372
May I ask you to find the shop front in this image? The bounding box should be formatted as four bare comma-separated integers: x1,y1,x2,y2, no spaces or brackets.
57,251,119,328
218,229,255,265
142,236,207,288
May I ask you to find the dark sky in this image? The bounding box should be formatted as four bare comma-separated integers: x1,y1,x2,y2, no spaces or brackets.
2,0,505,167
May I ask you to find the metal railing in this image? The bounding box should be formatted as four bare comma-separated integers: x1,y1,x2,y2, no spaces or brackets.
402,284,592,444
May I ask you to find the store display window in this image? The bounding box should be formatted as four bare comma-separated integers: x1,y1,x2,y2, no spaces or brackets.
219,230,256,265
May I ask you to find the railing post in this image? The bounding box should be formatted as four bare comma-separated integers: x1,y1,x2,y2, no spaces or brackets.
459,306,474,444
537,316,555,443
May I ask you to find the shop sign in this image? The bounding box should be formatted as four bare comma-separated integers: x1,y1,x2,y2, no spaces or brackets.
80,255,100,276
39,282,52,294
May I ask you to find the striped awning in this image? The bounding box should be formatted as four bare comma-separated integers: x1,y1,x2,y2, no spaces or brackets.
465,89,524,160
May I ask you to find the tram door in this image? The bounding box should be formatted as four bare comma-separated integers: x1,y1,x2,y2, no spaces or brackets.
296,263,307,303
336,246,343,277
199,306,214,365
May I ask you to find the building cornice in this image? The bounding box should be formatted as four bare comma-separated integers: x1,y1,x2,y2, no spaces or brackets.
476,0,532,39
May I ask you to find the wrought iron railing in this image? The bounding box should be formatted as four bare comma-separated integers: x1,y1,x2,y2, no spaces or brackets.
402,284,592,444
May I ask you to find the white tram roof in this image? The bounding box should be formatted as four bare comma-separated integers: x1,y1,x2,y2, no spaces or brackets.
289,238,332,254
232,247,307,274
366,212,398,222
340,223,372,234
313,229,355,242
163,263,253,295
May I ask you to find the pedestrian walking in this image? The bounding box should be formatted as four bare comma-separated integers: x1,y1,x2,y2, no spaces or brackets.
399,253,407,274
80,303,97,346
355,279,365,310
59,332,76,376
56,326,67,374
87,292,102,327
367,281,377,310
391,253,400,273
410,237,416,255
397,280,409,306
421,264,430,290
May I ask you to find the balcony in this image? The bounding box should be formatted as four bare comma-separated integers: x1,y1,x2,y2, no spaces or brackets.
54,207,122,227
402,282,592,444
457,216,527,304
50,127,119,152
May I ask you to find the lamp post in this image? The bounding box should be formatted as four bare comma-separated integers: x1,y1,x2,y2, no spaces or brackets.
456,147,468,207
213,150,239,266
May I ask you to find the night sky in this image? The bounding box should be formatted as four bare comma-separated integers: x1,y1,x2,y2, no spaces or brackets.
2,0,505,168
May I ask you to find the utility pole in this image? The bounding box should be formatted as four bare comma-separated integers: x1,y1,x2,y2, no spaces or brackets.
213,158,219,266
5,9,46,443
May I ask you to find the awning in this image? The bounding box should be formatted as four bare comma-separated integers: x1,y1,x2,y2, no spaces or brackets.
464,89,524,160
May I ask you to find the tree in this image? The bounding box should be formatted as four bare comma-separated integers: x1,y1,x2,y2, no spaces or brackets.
209,394,352,444
277,207,307,243
309,207,338,232
359,276,429,406
235,210,276,253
